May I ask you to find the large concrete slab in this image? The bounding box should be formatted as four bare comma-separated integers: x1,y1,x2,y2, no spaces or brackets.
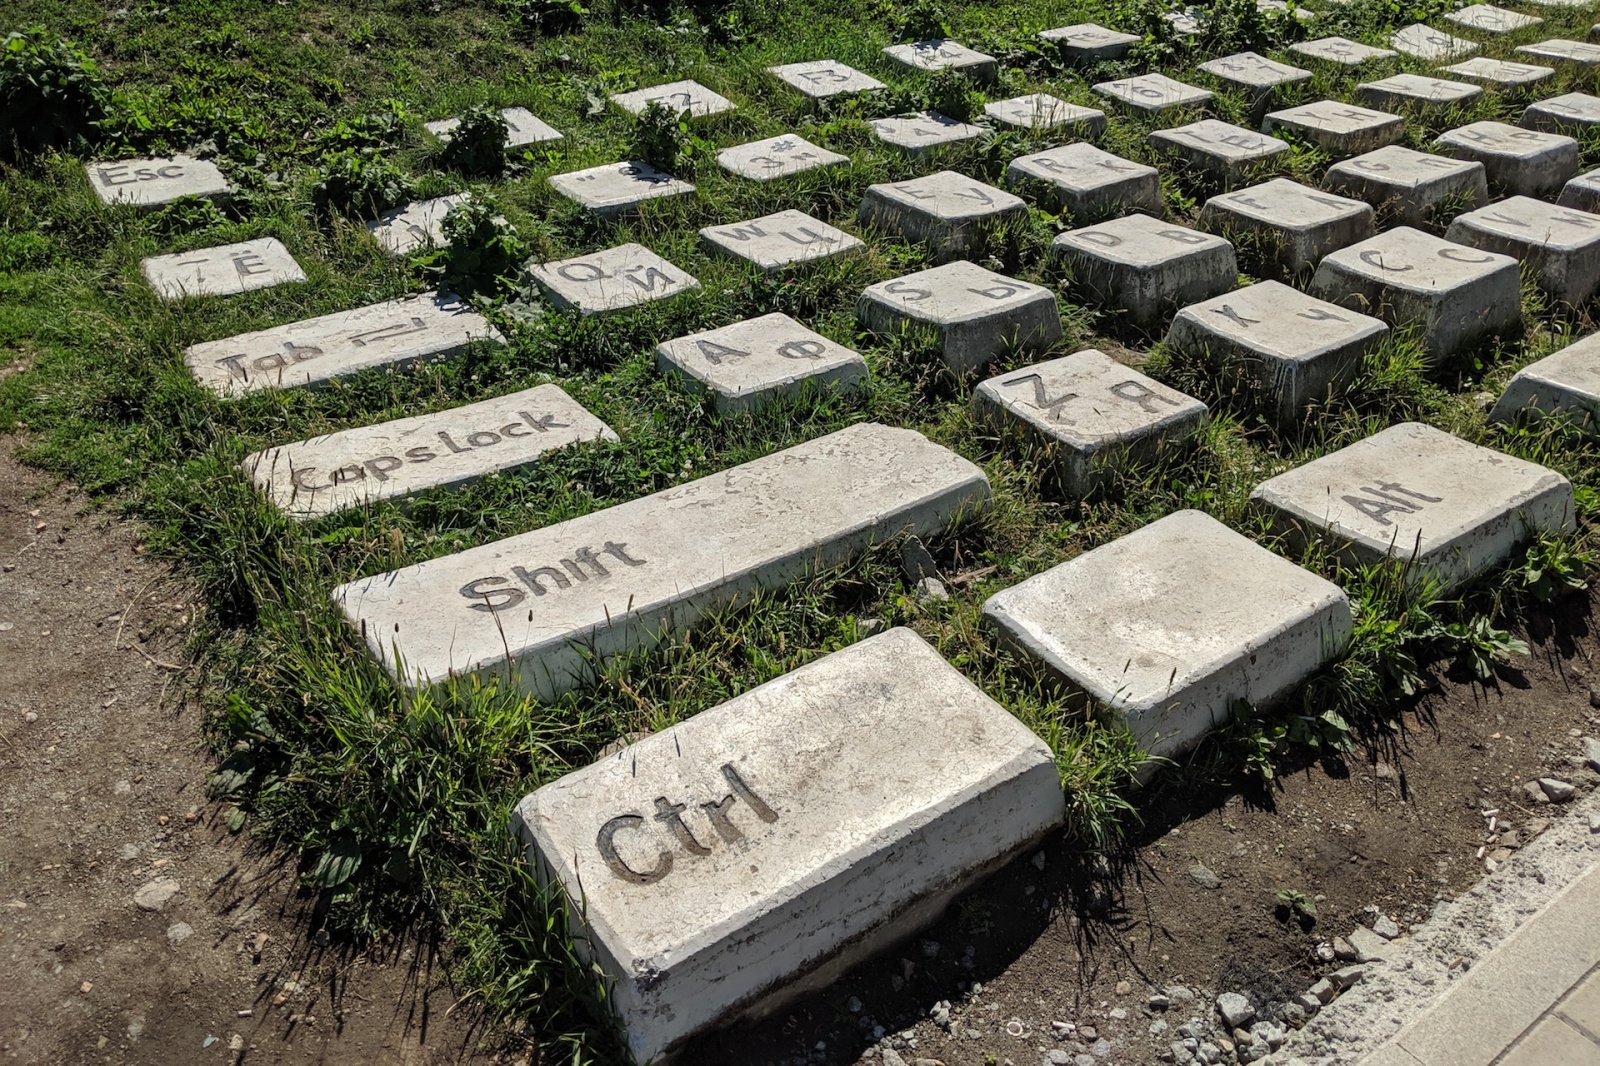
1307,226,1521,358
1198,178,1375,277
1323,145,1488,227
1391,24,1478,59
655,313,868,413
87,154,230,210
245,385,616,518
424,106,562,149
548,161,695,218
1355,74,1481,111
141,238,306,301
185,291,505,396
857,261,1062,371
366,193,468,256
1489,331,1600,428
717,134,847,181
530,244,699,315
1249,421,1575,589
983,509,1352,757
1165,280,1389,421
1053,214,1238,332
882,39,998,80
1147,119,1290,186
333,423,991,694
610,79,735,120
1558,166,1600,211
1005,143,1162,222
767,60,886,99
857,171,1027,263
869,111,986,155
1263,100,1405,155
1038,23,1140,61
983,94,1106,134
1445,196,1600,304
1440,57,1554,87
699,209,862,272
511,627,1062,1063
1291,36,1399,65
1517,38,1600,65
1198,51,1313,93
1521,91,1600,132
1446,3,1544,32
1094,73,1214,115
1436,120,1579,197
972,349,1208,496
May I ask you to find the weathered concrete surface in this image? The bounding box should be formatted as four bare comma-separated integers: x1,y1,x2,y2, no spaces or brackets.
185,291,504,396
972,349,1208,497
1290,36,1399,65
610,79,735,119
1558,166,1600,212
1441,57,1554,86
983,94,1105,133
1039,23,1140,60
699,209,862,271
86,154,230,210
1005,143,1162,221
366,193,467,256
983,509,1352,758
1198,51,1313,92
1446,4,1543,32
655,313,868,413
1521,91,1600,131
530,243,699,315
1390,23,1478,59
141,238,306,301
1094,73,1214,114
1307,226,1521,359
244,385,616,518
857,171,1027,263
1445,195,1600,305
1198,177,1375,276
1053,214,1238,332
1165,280,1389,421
868,111,986,155
547,161,696,217
1263,99,1405,154
1517,38,1600,65
767,60,886,98
882,39,998,79
1147,119,1290,186
424,106,561,148
1323,145,1488,228
1356,74,1482,111
1436,120,1579,197
511,627,1063,1064
857,260,1062,371
716,134,847,181
1249,421,1576,590
1489,331,1600,428
334,423,991,694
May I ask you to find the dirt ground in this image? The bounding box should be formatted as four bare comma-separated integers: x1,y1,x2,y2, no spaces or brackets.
4,437,1598,1066
0,441,508,1066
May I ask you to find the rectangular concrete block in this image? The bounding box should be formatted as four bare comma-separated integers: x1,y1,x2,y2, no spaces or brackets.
366,193,467,256
699,209,863,272
1054,214,1238,333
1558,166,1600,211
1307,226,1521,359
1291,36,1399,65
1148,119,1289,187
1164,280,1389,421
1249,421,1575,590
972,349,1207,496
141,238,305,301
1263,100,1405,155
1094,73,1214,115
244,385,616,519
857,171,1027,263
1198,178,1375,277
511,627,1063,1063
1038,23,1140,61
1198,51,1313,93
1356,74,1481,111
424,106,562,149
531,244,699,315
655,313,868,413
548,161,695,218
1436,120,1579,197
87,154,230,210
1390,24,1478,59
1440,57,1555,86
869,111,986,155
883,39,997,80
1517,38,1600,65
716,134,847,181
610,79,735,120
1445,196,1600,304
982,509,1353,757
857,261,1062,371
984,94,1106,134
333,423,991,694
1521,91,1600,132
1490,331,1600,428
767,60,886,99
1005,143,1162,222
1446,4,1543,33
185,291,504,396
1322,145,1487,228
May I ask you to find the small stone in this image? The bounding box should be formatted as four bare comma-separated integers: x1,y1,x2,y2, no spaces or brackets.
1584,736,1600,770
1110,1007,1129,1020
1331,964,1366,989
1589,813,1600,832
914,577,949,603
1307,978,1337,1004
1332,936,1357,960
1150,993,1171,1010
1216,991,1256,1029
1167,986,1196,1005
1189,864,1222,890
1372,915,1401,939
133,877,180,912
1539,777,1576,802
1079,1024,1098,1040
1293,992,1321,1015
1346,925,1393,961
1032,851,1047,871
166,922,194,944
1525,780,1553,804
79,981,92,994
1115,980,1133,995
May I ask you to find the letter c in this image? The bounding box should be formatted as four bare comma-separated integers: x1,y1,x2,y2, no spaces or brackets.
1438,247,1494,264
597,815,673,884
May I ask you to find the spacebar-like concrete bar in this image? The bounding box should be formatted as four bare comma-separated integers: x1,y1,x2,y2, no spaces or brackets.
334,423,991,695
512,627,1064,1062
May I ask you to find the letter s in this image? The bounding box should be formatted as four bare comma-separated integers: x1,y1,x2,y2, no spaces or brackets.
460,577,526,613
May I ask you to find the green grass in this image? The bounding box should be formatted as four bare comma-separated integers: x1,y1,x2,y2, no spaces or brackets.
4,0,1600,1059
